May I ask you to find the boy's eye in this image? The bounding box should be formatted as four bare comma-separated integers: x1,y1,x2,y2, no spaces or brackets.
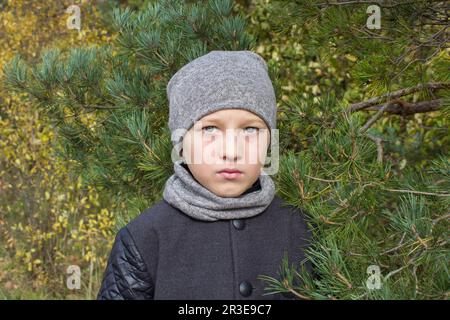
244,126,259,134
202,125,218,133
202,126,260,134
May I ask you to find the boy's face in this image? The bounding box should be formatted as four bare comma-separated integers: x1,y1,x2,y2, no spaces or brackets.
181,109,270,198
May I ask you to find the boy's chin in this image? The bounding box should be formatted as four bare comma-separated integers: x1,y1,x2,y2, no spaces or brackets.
209,185,247,198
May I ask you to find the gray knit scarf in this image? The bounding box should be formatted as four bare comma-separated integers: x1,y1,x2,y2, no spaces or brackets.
163,159,276,221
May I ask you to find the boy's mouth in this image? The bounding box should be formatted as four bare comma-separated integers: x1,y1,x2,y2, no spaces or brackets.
217,168,243,180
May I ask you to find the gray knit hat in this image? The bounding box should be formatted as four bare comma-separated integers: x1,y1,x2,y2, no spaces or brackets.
166,50,277,150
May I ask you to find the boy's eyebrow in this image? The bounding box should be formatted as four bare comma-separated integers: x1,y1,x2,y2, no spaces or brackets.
202,116,266,126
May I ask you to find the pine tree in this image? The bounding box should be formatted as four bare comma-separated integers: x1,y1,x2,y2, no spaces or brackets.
2,0,449,299
251,0,449,299
3,0,257,223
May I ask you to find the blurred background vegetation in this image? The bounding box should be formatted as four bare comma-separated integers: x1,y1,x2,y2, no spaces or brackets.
0,0,118,299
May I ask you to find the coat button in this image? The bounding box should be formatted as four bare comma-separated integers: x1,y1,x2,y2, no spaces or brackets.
239,280,253,297
232,219,245,230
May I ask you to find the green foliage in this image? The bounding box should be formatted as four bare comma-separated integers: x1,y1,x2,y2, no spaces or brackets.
0,0,117,299
242,0,449,299
2,0,449,300
3,0,259,217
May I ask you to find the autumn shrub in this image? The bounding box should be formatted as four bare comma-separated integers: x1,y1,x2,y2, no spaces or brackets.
0,0,118,298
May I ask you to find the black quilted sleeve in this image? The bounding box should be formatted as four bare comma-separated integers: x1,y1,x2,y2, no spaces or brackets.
97,226,154,300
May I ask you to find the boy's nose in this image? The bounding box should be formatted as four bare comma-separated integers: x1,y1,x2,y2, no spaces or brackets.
219,131,242,161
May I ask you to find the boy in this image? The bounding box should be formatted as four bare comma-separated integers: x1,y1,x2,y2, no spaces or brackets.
97,50,313,300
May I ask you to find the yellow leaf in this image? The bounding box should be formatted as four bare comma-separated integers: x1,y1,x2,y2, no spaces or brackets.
345,53,358,62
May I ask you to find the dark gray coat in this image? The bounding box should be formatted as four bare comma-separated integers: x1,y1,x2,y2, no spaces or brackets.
97,194,313,300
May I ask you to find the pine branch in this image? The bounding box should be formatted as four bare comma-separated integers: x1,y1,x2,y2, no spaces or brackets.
384,188,450,197
364,99,443,115
316,0,445,8
366,133,384,163
348,82,449,112
359,102,389,133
